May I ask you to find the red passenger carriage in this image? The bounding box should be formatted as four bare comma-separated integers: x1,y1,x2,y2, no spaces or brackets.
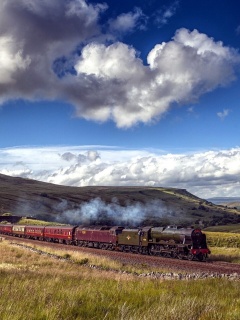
44,226,77,244
0,224,13,235
25,225,45,240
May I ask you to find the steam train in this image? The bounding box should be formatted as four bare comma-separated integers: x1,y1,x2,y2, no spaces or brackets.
0,224,211,261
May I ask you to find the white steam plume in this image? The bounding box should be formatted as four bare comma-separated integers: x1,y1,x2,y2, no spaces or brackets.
54,197,175,226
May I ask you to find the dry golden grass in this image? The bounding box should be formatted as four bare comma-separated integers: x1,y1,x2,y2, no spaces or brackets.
206,231,240,247
0,240,240,320
209,247,240,263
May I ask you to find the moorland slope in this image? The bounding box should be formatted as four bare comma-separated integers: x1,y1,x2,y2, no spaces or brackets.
0,173,239,226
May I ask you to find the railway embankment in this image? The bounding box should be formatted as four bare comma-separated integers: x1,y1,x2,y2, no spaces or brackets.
9,240,240,281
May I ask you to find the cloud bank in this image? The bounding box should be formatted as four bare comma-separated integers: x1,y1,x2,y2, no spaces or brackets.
1,146,240,199
0,0,239,127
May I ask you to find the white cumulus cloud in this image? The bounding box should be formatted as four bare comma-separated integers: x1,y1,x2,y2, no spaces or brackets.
73,28,240,127
0,1,238,127
1,146,240,198
108,7,147,34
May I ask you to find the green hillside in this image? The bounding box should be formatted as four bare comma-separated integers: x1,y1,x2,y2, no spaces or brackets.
0,173,239,227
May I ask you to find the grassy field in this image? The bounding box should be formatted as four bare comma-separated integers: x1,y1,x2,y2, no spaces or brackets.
0,240,240,320
205,231,240,263
209,247,240,263
17,218,66,226
205,231,240,248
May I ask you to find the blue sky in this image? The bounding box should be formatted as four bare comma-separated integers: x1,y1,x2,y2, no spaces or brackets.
0,0,240,198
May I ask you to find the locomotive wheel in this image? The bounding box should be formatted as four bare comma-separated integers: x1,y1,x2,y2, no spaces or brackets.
142,247,149,255
149,245,156,256
171,251,178,259
197,253,204,261
201,254,208,262
130,246,138,254
187,253,194,261
94,242,99,248
162,252,171,258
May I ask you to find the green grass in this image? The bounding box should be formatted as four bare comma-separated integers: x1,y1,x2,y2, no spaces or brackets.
1,272,239,320
205,231,240,262
0,218,67,226
17,218,66,226
209,247,240,263
0,240,240,320
206,231,240,248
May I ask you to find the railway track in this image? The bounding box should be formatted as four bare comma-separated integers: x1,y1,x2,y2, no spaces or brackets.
3,235,240,276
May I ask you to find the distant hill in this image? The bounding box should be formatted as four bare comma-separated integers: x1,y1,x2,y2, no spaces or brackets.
204,224,240,233
207,197,240,209
0,173,239,227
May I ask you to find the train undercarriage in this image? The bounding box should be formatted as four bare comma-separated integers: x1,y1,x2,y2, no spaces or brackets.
148,243,208,261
